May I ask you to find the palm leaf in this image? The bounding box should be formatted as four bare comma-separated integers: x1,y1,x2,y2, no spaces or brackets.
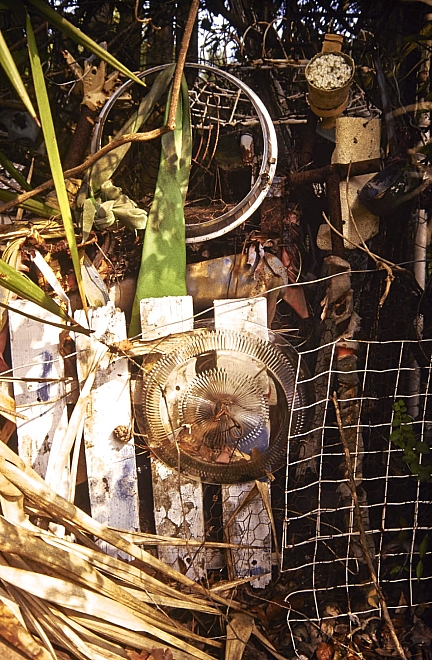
0,256,91,335
0,565,215,660
26,12,87,313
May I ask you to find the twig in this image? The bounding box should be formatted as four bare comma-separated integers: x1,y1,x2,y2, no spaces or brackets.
343,163,395,307
321,210,397,307
0,128,168,215
331,393,408,660
167,0,200,131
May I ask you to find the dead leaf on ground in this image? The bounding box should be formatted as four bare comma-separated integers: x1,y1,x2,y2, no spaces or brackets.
316,641,334,660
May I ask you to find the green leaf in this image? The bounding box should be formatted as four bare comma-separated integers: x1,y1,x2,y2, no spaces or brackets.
0,149,32,191
0,28,39,124
416,559,424,580
129,75,192,337
419,534,429,559
0,257,69,321
90,64,175,192
390,565,403,576
415,441,431,454
26,12,87,313
417,465,432,482
81,197,97,241
0,188,57,217
27,0,146,89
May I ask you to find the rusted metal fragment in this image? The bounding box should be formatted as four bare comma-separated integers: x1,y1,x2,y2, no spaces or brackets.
75,302,139,558
186,250,288,324
140,295,208,579
261,197,284,236
317,117,381,250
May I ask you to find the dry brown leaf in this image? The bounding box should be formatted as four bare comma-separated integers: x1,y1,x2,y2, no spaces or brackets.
149,649,173,660
0,599,52,660
265,594,287,623
316,641,334,660
127,648,173,660
225,613,254,660
126,649,150,660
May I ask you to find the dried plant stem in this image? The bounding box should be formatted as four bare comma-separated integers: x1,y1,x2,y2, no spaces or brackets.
0,443,239,612
331,393,408,660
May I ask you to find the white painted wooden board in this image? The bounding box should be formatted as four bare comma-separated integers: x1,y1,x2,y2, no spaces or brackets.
75,303,139,557
8,300,70,498
140,296,207,579
215,297,272,588
150,459,207,579
140,296,194,340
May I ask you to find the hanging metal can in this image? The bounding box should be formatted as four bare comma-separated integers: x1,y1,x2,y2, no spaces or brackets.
305,50,355,119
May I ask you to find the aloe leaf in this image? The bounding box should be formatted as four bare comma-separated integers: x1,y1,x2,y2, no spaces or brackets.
90,64,175,192
0,29,39,125
27,0,146,89
26,12,87,313
0,189,56,217
129,75,191,337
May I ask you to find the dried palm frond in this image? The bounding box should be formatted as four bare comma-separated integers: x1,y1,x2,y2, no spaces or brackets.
0,440,256,660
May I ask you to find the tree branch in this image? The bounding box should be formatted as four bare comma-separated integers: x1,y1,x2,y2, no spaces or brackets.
167,0,200,130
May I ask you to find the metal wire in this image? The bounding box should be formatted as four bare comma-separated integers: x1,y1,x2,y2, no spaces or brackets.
283,336,432,624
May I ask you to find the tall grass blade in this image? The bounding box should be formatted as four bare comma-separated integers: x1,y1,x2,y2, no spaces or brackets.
0,257,70,321
0,29,39,125
0,149,32,191
26,12,87,313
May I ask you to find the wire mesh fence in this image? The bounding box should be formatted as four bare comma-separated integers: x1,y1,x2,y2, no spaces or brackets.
282,336,432,626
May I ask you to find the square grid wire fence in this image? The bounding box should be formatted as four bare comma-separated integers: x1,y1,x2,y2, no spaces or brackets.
282,335,432,629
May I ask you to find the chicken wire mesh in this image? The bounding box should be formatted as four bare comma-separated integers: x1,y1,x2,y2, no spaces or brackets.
282,334,432,625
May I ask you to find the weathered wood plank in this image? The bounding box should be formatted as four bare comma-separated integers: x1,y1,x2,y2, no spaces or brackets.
75,303,139,557
140,296,207,579
214,297,272,588
139,296,194,340
8,300,69,498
